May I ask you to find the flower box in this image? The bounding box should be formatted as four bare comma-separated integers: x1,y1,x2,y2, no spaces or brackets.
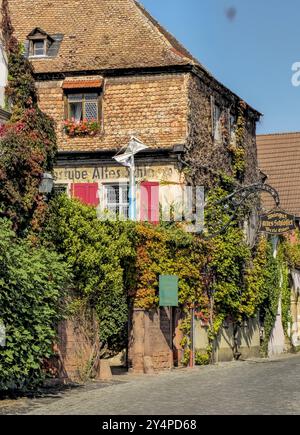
64,119,100,137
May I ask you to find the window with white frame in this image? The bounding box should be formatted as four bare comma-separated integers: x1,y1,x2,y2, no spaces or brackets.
28,28,53,58
31,39,46,57
104,183,129,219
67,93,99,122
28,36,52,57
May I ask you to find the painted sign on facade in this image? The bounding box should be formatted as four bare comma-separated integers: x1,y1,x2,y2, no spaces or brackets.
54,164,177,184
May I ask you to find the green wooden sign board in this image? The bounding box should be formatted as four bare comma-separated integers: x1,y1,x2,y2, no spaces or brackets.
159,275,179,307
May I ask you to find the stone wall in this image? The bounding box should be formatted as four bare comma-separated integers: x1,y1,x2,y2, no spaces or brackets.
195,317,261,362
290,287,300,347
128,308,173,373
36,73,188,152
55,312,100,382
185,73,259,188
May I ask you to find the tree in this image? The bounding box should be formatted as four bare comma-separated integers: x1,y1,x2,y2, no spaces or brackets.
0,0,57,235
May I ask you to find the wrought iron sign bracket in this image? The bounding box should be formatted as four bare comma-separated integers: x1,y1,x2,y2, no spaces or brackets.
205,182,280,238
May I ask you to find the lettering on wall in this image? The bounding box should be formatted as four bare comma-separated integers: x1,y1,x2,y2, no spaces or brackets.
54,165,175,182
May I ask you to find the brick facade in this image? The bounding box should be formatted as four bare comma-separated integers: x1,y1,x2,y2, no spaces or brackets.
128,309,174,373
36,73,188,152
55,313,100,382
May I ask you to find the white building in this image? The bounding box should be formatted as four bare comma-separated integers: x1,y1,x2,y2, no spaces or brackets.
0,35,9,123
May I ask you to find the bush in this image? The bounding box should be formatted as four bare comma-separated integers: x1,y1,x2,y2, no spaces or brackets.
0,219,70,391
44,195,136,356
195,352,210,366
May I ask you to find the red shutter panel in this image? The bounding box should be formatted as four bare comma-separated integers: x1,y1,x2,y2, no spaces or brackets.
140,182,150,222
140,182,159,224
71,183,99,206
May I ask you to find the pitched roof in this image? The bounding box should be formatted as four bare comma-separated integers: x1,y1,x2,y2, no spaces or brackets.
7,0,200,74
257,132,300,217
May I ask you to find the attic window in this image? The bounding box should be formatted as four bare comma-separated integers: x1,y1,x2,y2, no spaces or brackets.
32,40,46,57
27,28,53,58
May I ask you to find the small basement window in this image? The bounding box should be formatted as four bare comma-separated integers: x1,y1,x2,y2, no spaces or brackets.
67,93,99,122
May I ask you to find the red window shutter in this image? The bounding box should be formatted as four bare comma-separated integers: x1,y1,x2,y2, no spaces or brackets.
140,182,159,224
71,183,99,206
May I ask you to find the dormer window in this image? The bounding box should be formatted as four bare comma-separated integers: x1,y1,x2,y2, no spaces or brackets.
27,28,53,58
32,40,46,57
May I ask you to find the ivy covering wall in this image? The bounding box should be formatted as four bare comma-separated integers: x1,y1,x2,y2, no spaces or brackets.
43,195,136,357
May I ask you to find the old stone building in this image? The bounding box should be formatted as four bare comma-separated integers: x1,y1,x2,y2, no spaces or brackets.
8,0,262,376
8,0,261,218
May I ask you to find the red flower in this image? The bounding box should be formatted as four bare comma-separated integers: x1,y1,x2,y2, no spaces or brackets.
64,118,100,136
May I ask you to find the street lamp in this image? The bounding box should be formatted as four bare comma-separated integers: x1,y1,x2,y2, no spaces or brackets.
39,172,54,195
113,137,149,221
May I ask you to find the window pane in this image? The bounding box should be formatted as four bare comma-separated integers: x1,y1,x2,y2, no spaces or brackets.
214,105,222,141
85,93,98,101
54,184,68,194
68,94,83,102
85,101,98,121
105,184,129,219
107,185,119,204
33,40,45,56
84,94,98,121
121,185,129,202
69,102,83,121
121,205,129,219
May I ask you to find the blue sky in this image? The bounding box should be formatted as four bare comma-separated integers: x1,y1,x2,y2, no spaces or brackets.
141,0,300,134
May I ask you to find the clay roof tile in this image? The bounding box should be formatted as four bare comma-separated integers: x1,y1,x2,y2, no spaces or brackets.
257,132,300,217
8,0,201,74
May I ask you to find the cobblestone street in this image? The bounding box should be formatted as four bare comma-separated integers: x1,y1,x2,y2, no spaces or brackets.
2,354,300,415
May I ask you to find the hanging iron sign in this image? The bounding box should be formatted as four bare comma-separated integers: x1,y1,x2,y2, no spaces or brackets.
259,208,296,235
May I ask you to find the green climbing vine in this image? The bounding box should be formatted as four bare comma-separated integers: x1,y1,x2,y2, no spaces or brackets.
228,101,247,179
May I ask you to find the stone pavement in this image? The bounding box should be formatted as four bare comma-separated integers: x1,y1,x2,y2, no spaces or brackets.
2,354,300,415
